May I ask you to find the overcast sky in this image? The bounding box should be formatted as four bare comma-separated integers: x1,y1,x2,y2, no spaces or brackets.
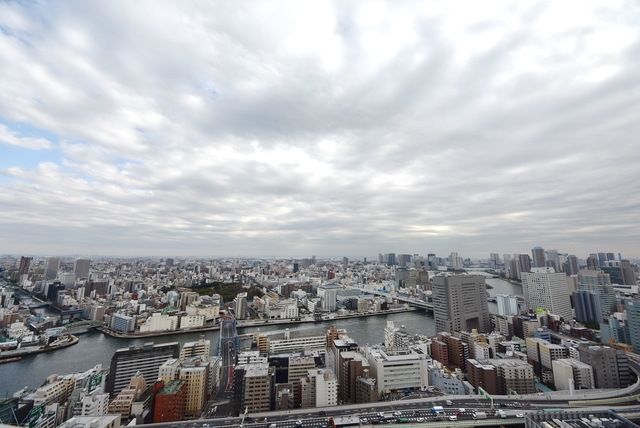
0,1,639,259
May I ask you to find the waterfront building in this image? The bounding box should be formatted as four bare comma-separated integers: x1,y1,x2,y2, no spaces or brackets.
153,380,187,423
268,330,326,354
179,338,211,361
521,268,573,320
432,274,491,333
139,313,178,333
110,313,135,333
552,358,594,391
107,342,179,396
317,284,339,312
234,292,247,320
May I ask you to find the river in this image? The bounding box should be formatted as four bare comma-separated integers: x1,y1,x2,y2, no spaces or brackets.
0,276,521,395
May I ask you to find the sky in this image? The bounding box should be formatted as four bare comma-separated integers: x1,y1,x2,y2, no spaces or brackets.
0,1,639,259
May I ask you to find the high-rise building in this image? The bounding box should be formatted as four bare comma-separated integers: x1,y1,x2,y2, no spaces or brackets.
18,256,32,277
578,270,614,319
74,258,91,281
317,284,338,312
234,292,247,320
489,253,500,269
179,338,211,360
300,368,337,408
239,363,271,413
449,252,463,270
44,257,60,281
518,254,532,274
620,260,636,285
432,274,491,333
288,355,316,407
384,253,396,266
496,294,519,316
531,247,545,268
107,342,179,396
578,345,631,389
552,358,594,391
179,357,210,417
626,300,640,353
574,290,602,325
564,255,579,276
153,380,186,423
521,268,572,320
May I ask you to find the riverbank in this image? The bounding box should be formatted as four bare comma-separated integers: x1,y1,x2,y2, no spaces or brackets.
99,307,418,339
0,335,79,362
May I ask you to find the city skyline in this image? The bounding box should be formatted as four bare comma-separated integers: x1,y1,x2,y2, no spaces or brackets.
1,1,639,257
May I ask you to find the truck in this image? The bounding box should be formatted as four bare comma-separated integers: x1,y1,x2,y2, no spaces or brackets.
472,411,488,420
431,406,444,414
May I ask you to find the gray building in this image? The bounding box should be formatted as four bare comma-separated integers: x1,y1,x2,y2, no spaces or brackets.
531,247,545,268
578,345,631,389
74,258,91,281
432,274,490,333
44,257,60,281
107,342,179,395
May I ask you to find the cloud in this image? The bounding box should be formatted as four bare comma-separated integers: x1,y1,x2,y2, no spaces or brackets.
0,124,52,150
0,0,639,258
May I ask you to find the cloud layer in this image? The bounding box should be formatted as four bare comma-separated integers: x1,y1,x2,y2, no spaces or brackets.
0,1,639,258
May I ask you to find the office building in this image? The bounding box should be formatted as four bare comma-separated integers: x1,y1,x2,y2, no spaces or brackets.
317,284,339,312
58,415,121,428
564,255,579,276
432,274,491,333
578,345,631,389
363,346,431,395
153,380,187,423
337,351,370,404
496,294,519,316
108,373,147,418
107,342,179,396
521,268,572,320
532,247,546,268
518,254,532,275
44,257,60,281
239,363,271,413
578,269,615,320
300,368,337,408
627,300,640,353
288,355,316,407
467,358,535,395
180,338,211,360
268,331,326,354
234,292,247,320
74,258,91,280
574,290,603,326
552,358,594,391
179,357,210,417
18,256,32,277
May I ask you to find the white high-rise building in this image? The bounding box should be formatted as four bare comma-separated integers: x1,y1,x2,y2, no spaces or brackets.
552,358,594,391
317,284,338,312
521,268,573,320
235,292,247,320
301,368,337,408
449,252,464,270
496,294,519,316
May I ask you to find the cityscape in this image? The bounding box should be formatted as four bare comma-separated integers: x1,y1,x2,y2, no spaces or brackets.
2,1,640,428
1,250,640,427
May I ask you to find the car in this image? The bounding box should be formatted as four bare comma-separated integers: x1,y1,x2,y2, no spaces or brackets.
458,408,466,413
516,413,525,418
448,415,458,421
445,400,453,406
417,418,425,422
393,411,401,416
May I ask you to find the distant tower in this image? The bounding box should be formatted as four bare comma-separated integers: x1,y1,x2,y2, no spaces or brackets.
531,247,546,268
74,258,91,280
44,257,60,281
217,316,239,394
